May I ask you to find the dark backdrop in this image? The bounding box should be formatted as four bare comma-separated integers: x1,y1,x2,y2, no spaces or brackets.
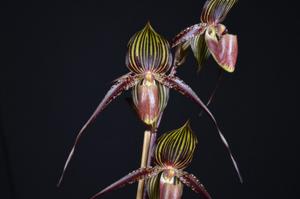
1,0,299,199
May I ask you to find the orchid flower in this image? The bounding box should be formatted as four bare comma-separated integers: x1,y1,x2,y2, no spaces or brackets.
172,0,238,73
58,22,242,186
90,121,212,199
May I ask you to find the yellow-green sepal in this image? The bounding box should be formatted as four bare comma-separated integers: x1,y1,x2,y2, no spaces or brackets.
190,34,211,72
154,121,198,170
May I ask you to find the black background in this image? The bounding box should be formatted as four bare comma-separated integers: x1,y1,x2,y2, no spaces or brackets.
1,0,299,199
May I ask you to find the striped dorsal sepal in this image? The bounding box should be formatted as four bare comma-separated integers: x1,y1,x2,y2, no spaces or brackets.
201,0,237,24
126,22,172,74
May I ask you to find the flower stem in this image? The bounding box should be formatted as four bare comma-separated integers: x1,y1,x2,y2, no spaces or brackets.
136,130,151,199
147,132,157,167
137,114,163,199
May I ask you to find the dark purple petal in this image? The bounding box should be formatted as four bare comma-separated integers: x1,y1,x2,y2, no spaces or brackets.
156,75,243,183
90,167,161,199
57,73,139,186
199,69,223,117
172,24,206,48
178,171,212,199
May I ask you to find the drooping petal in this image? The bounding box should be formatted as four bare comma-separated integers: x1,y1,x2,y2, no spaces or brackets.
205,28,238,72
199,69,223,117
201,0,238,24
157,75,243,183
90,167,162,199
154,121,198,170
126,22,172,74
57,73,140,186
190,34,211,72
172,24,206,48
178,171,212,199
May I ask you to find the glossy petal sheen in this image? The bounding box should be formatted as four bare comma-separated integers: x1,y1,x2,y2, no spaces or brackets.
126,23,172,74
160,171,183,199
205,29,238,72
201,0,237,24
132,73,169,126
132,78,169,126
132,79,159,125
90,167,161,199
154,121,198,169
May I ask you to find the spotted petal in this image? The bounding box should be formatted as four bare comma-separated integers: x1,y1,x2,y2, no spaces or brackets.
172,24,206,48
178,171,212,199
154,121,198,170
90,167,162,199
205,28,238,72
126,22,172,74
201,0,238,24
57,73,140,186
157,75,243,183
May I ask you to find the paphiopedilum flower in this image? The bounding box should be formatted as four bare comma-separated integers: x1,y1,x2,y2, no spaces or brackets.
90,121,212,199
58,22,241,186
172,0,238,73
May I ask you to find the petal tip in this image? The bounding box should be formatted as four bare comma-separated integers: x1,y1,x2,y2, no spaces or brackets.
221,65,235,73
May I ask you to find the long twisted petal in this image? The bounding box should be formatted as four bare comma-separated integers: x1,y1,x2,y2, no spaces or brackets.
172,24,206,48
90,167,162,199
199,69,223,117
57,73,140,186
157,75,243,183
178,171,212,199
